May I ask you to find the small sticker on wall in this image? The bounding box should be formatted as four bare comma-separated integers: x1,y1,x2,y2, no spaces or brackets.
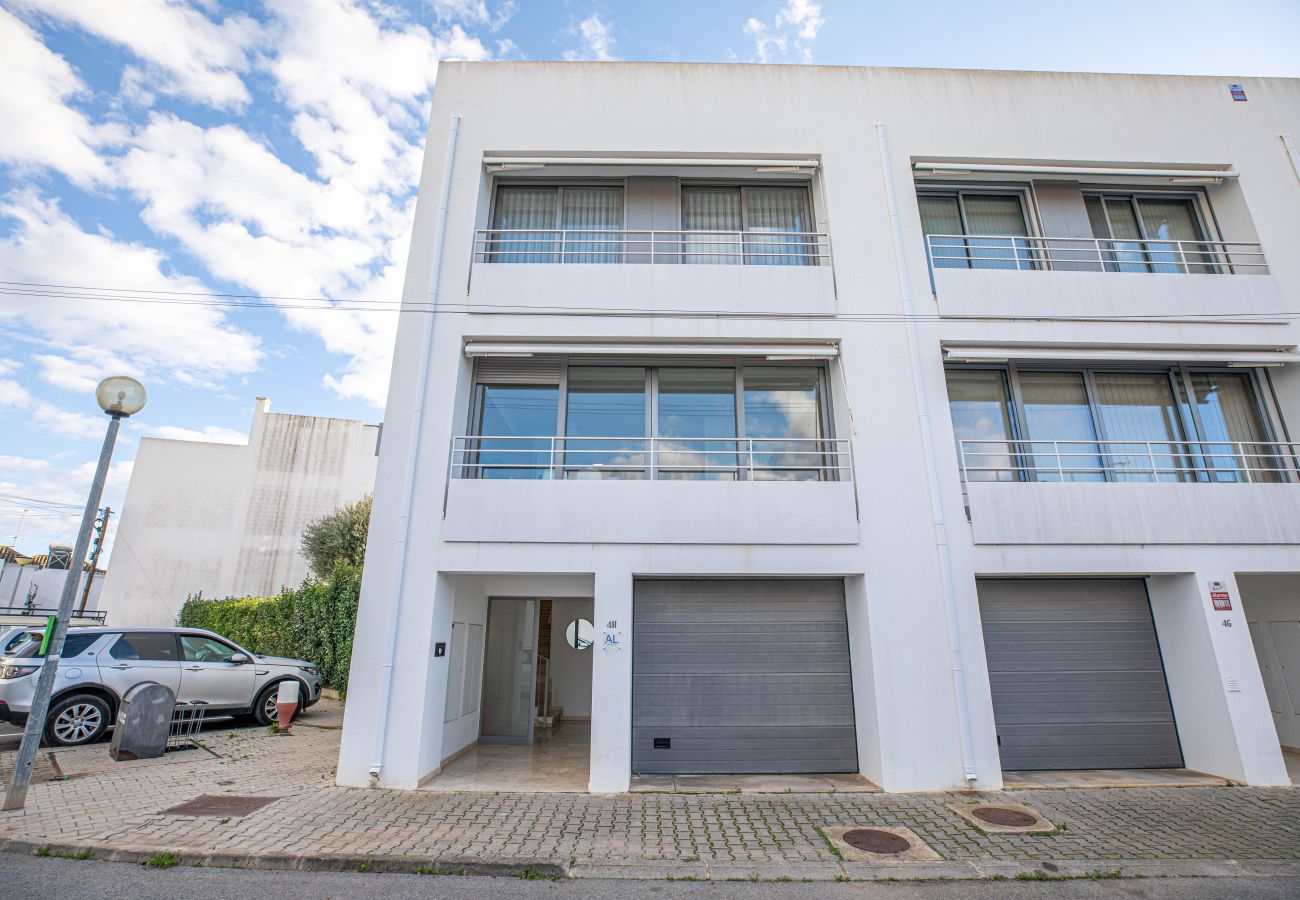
1209,580,1233,611
1228,83,1247,101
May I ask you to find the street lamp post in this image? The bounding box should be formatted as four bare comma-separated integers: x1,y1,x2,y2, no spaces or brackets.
3,376,146,811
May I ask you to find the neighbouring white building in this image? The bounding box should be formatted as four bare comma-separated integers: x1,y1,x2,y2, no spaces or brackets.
338,62,1300,794
0,547,106,626
99,398,379,626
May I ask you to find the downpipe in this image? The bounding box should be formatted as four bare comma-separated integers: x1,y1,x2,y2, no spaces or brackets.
370,114,461,783
874,121,979,786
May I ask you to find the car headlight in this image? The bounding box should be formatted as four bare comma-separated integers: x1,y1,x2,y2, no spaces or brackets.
299,665,318,677
1,665,39,679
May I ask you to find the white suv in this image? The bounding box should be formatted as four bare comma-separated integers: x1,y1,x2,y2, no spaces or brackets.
0,626,322,746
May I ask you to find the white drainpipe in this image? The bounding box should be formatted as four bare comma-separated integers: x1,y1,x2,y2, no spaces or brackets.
370,114,462,782
874,121,979,785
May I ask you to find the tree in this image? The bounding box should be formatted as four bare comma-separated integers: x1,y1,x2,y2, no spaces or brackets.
300,494,372,580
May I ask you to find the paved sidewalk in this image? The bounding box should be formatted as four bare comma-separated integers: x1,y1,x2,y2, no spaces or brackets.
1,701,1297,881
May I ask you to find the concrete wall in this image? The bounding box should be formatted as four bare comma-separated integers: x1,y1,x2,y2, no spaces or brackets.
98,398,379,626
0,563,103,613
338,62,1300,794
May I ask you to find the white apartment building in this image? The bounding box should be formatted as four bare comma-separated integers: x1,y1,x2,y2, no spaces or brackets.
100,398,379,626
338,62,1300,793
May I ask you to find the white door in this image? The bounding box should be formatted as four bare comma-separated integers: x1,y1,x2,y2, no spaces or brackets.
177,634,256,710
100,632,182,699
1268,621,1300,714
1249,622,1286,714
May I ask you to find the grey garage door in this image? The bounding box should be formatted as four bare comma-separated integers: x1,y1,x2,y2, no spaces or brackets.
633,579,857,774
978,578,1183,771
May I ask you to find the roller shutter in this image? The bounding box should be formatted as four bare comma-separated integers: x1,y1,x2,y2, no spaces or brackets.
632,578,857,774
978,578,1183,771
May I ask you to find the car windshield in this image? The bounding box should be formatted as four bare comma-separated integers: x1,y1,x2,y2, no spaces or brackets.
7,632,100,659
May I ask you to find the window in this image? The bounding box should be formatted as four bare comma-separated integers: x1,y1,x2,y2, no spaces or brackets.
9,632,99,659
180,635,241,663
918,191,1032,270
1084,194,1214,273
681,185,814,265
109,632,179,661
490,185,622,263
945,365,1286,483
467,359,834,480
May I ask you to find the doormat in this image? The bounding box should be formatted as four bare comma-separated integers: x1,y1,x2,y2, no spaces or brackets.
163,795,278,817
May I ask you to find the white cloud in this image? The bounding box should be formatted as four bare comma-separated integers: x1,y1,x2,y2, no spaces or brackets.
744,0,826,63
0,359,21,376
34,354,107,393
0,376,105,440
564,13,617,62
0,8,114,186
134,423,248,444
0,455,134,558
0,192,263,390
11,0,262,109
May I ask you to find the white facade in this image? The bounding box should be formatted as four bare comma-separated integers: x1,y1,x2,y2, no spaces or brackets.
0,560,104,620
99,398,379,626
339,62,1300,793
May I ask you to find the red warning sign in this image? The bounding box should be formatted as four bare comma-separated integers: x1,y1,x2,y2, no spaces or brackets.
1210,591,1232,611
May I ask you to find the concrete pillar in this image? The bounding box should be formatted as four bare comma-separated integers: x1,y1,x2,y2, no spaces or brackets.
1148,573,1289,786
844,575,883,785
588,566,632,792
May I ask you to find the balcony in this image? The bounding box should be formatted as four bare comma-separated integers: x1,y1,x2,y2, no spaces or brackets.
441,436,859,545
466,229,837,315
957,439,1300,545
0,606,107,625
924,234,1282,319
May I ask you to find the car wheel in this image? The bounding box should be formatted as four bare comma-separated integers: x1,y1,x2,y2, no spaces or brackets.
45,694,111,746
253,683,301,726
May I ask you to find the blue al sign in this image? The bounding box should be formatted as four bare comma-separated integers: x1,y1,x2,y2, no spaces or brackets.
602,629,623,650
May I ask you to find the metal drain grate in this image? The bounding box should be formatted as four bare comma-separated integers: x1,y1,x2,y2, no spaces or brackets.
164,795,278,817
841,828,910,854
972,806,1038,827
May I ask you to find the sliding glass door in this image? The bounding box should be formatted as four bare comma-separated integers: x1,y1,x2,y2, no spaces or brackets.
657,368,738,479
564,367,647,479
1092,373,1190,482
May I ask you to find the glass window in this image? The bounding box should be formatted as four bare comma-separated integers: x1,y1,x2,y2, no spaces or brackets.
657,367,738,480
1086,194,1211,273
475,385,559,479
490,186,559,263
1185,371,1276,482
742,366,824,481
565,367,647,478
682,187,742,265
560,187,622,263
744,186,814,266
945,369,1016,481
9,632,99,659
109,632,178,661
180,635,240,663
1092,372,1190,482
919,192,1030,270
1018,372,1103,482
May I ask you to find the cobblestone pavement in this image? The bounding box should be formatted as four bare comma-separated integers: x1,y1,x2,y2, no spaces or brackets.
1,701,1297,881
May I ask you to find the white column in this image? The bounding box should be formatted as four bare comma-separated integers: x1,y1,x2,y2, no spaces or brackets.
1149,573,1289,786
588,566,633,792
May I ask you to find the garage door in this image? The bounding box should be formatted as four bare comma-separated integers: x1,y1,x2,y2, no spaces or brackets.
978,579,1183,771
633,579,857,774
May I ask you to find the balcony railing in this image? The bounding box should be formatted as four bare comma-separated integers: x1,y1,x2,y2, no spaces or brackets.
474,229,832,266
925,234,1268,275
449,435,852,482
0,606,107,623
959,439,1300,483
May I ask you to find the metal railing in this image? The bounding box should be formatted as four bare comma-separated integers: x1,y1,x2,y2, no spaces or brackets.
0,606,107,623
449,435,853,482
925,234,1268,275
958,439,1300,483
474,229,832,266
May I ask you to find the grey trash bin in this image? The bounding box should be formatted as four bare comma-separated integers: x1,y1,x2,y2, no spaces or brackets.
109,682,175,761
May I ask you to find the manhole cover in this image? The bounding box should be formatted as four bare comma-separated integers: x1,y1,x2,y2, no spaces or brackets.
841,828,911,854
164,795,278,817
972,806,1038,827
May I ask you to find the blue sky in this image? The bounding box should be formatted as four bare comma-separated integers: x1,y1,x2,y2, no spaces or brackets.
2,0,1299,561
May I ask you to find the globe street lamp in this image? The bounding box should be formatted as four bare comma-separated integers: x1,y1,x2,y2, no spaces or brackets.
3,376,146,810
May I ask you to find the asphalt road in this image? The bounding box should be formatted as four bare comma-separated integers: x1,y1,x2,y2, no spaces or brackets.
1,855,1298,900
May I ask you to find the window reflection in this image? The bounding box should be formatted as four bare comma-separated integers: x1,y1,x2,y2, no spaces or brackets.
742,366,823,481
657,368,738,479
476,385,559,478
565,367,647,479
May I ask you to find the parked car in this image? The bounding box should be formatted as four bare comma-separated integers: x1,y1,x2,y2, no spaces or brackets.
0,626,322,746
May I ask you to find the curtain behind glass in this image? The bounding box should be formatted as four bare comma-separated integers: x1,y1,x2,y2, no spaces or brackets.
682,187,742,264
1019,371,1103,481
1138,198,1210,273
945,369,1016,481
1093,373,1190,482
1186,372,1275,482
561,187,622,263
1089,197,1148,272
657,368,738,479
961,194,1030,270
744,186,814,266
564,367,647,479
742,366,824,480
491,187,558,263
918,194,964,269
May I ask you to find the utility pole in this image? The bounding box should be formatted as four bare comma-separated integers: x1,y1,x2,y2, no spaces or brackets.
77,507,110,615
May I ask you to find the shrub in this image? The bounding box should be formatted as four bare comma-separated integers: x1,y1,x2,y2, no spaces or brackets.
177,562,361,696
301,494,372,579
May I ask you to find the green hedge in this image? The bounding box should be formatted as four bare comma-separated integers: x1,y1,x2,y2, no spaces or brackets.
177,563,361,697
